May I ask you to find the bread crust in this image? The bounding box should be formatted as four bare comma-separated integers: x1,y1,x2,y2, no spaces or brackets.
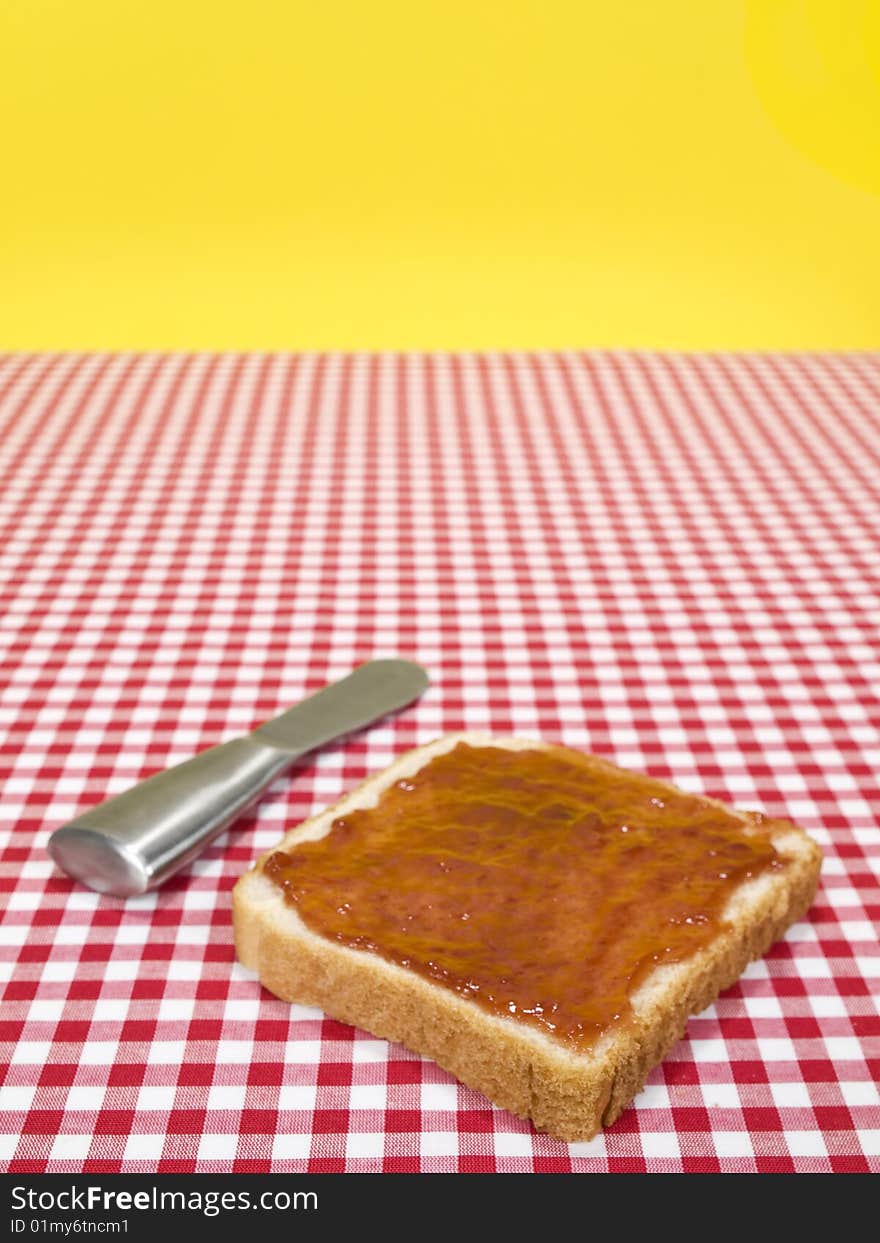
233,734,822,1141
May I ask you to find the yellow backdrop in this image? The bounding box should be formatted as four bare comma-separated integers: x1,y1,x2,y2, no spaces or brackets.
2,0,878,349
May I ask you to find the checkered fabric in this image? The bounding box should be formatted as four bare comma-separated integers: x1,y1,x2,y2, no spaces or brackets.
1,352,878,1173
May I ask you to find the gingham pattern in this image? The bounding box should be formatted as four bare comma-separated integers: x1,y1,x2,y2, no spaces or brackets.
1,352,878,1174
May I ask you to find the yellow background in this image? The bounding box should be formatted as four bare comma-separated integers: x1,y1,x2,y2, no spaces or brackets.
2,0,878,349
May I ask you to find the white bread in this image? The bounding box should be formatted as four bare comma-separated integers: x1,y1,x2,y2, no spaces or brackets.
233,734,822,1142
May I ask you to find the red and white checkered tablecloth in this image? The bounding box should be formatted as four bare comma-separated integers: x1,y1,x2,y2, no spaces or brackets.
1,351,878,1174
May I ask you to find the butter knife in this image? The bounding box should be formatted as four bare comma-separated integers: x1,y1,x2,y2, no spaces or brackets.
48,659,429,898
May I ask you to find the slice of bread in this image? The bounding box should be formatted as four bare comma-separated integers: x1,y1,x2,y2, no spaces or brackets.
233,734,821,1142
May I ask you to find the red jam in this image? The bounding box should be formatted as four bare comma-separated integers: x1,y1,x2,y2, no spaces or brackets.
264,743,781,1047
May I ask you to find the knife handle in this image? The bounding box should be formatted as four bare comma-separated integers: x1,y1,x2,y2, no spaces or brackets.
48,736,292,898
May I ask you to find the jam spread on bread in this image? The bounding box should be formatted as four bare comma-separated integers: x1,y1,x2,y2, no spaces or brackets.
264,743,782,1048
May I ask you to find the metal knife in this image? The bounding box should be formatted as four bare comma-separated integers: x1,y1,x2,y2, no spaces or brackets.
48,659,429,899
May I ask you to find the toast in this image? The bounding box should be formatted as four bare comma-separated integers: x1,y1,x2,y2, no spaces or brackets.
233,734,821,1141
